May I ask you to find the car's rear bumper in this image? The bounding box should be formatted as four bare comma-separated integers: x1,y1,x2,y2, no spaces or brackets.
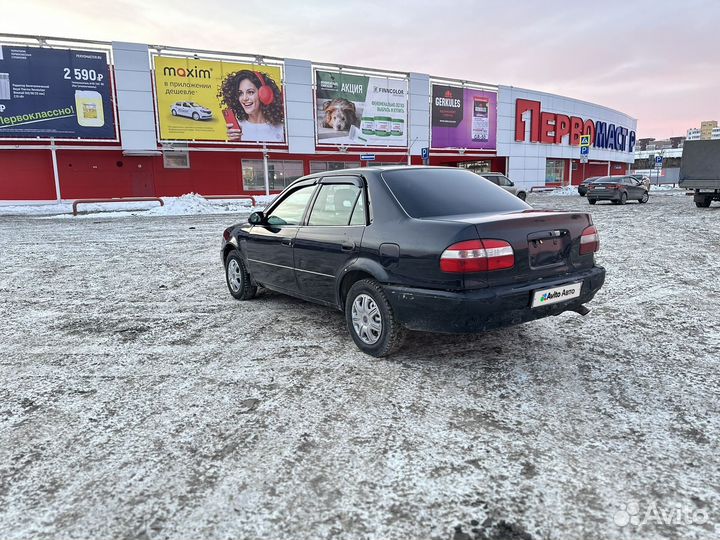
587,190,621,200
383,266,605,333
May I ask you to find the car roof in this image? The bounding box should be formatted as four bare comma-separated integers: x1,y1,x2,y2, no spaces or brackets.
286,165,478,188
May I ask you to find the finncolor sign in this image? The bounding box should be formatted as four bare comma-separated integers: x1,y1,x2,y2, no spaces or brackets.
514,98,636,152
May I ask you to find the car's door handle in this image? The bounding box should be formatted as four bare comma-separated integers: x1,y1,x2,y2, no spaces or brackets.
341,241,356,252
281,238,293,247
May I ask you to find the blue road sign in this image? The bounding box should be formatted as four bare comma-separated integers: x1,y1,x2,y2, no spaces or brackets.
580,146,589,156
421,147,429,160
655,155,663,165
360,154,376,161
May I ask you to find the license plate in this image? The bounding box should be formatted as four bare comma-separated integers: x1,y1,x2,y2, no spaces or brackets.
531,282,582,308
595,187,606,190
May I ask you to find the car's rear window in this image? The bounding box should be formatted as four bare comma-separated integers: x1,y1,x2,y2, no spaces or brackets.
381,168,529,218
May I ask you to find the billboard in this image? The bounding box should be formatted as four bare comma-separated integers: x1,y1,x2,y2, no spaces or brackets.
431,84,497,150
154,56,285,143
0,45,116,140
315,70,407,147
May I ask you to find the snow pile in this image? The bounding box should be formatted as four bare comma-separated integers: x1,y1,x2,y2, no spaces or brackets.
146,194,252,216
0,193,271,218
535,186,578,196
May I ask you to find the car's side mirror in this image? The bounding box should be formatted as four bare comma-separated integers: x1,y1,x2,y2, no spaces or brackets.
248,211,265,225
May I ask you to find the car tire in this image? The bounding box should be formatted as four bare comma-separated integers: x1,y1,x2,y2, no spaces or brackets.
588,198,596,205
695,197,712,208
619,192,628,205
171,109,177,116
639,192,649,204
345,279,405,358
192,112,200,120
224,250,257,300
517,191,527,201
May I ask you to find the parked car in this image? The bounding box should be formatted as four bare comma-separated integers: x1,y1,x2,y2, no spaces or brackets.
170,101,213,120
586,175,649,205
577,176,601,197
221,167,605,357
479,172,527,201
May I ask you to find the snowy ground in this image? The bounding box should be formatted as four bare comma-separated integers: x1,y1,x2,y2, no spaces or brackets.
0,191,718,539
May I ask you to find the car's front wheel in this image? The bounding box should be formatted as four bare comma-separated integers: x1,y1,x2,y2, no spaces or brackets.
345,279,405,357
588,198,596,205
171,109,177,116
639,192,649,204
619,192,628,205
192,112,200,120
225,250,257,300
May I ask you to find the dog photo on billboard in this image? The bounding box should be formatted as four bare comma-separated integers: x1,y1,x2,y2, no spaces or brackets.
322,98,359,131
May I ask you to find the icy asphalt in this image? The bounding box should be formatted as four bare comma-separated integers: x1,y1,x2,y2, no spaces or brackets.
0,192,718,540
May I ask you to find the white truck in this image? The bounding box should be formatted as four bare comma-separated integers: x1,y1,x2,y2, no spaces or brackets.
679,140,720,208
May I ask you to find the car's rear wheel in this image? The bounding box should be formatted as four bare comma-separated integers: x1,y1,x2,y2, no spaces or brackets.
517,191,527,201
588,198,596,205
619,192,628,205
225,250,257,300
695,197,712,208
639,192,649,204
345,279,405,357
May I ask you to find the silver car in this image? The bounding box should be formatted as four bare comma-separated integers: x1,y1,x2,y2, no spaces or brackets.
480,172,527,201
170,101,213,121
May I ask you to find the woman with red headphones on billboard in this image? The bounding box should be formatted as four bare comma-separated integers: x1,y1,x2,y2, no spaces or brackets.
219,70,284,142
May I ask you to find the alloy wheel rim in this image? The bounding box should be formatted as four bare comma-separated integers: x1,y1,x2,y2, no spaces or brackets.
351,293,382,345
227,259,242,293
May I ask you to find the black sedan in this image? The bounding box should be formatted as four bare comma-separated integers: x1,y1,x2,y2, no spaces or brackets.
586,175,649,205
577,176,601,197
221,167,605,357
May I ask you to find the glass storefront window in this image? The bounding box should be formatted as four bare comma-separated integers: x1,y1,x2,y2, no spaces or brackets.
309,161,361,173
242,160,304,191
545,159,565,184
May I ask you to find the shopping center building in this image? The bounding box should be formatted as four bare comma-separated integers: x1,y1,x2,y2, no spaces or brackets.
0,35,638,201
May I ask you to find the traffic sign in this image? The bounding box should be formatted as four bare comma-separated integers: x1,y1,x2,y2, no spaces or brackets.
580,134,591,147
360,154,376,161
580,145,589,156
421,147,429,160
580,155,589,164
655,155,663,165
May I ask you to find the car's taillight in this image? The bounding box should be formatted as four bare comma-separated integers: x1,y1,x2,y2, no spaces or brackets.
580,225,599,255
440,239,514,273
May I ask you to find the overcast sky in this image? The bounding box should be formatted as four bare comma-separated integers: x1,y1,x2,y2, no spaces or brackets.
3,0,718,139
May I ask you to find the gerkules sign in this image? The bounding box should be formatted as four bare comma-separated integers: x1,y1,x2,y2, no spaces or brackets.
515,98,636,152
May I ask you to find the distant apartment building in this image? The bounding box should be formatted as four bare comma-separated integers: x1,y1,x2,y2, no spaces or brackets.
700,120,718,139
687,121,718,140
636,137,685,151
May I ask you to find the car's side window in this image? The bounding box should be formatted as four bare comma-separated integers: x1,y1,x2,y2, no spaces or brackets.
498,176,512,186
307,184,361,226
349,191,366,226
485,176,500,185
266,185,316,227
